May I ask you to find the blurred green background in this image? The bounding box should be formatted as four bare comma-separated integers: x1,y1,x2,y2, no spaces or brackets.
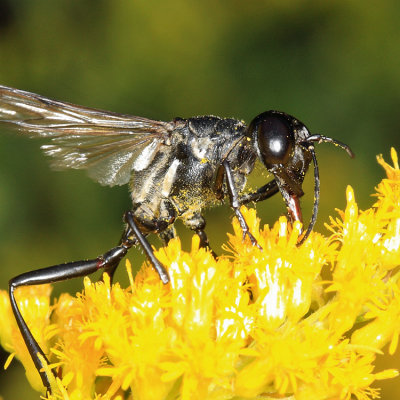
0,0,399,398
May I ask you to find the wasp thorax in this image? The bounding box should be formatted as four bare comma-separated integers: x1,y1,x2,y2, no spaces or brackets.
248,111,295,168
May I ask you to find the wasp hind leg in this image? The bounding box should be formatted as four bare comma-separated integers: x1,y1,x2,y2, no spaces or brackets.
8,239,132,393
8,210,170,394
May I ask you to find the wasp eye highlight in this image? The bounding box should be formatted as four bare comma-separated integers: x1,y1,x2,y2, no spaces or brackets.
251,112,295,167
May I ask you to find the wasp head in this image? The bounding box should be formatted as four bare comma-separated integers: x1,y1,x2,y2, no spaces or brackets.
246,110,354,244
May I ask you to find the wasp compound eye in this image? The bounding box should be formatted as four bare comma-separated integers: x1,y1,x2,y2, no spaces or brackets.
249,111,295,167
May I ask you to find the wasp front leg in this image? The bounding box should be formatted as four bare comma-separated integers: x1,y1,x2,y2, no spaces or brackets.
239,179,279,205
221,160,261,249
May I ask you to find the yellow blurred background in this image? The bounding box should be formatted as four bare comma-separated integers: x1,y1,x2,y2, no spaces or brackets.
0,0,399,398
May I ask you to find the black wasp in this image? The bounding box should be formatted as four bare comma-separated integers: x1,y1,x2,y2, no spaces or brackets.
0,85,353,393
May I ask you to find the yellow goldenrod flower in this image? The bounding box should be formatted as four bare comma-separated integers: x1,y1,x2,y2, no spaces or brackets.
1,149,400,400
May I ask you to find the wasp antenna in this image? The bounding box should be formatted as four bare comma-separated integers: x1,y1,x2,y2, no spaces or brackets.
297,145,320,246
304,134,355,158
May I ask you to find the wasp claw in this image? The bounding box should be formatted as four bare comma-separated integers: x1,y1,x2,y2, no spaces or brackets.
235,209,262,250
244,230,262,250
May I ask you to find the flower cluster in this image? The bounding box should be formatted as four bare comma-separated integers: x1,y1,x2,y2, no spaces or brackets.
0,149,399,400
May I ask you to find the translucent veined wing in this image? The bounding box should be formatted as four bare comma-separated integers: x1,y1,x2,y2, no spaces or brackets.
0,85,171,186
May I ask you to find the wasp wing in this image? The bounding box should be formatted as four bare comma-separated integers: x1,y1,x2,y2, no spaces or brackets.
0,85,170,186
